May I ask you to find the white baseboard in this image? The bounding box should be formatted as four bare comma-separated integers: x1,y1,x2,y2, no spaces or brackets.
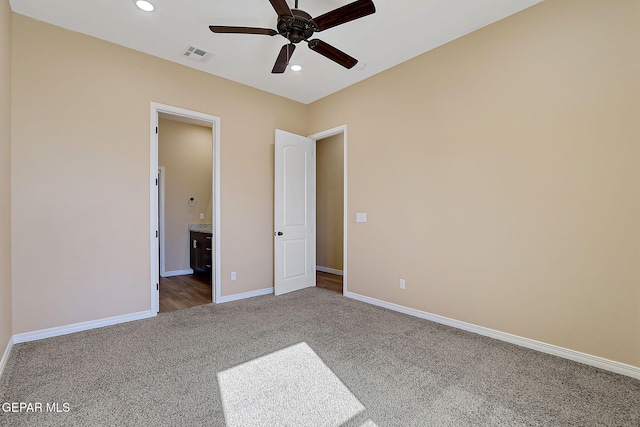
344,291,640,380
217,287,274,303
13,310,156,344
0,336,13,380
316,266,344,276
161,269,194,277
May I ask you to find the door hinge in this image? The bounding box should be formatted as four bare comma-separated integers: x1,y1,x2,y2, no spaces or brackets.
156,283,159,291
156,126,158,134
155,178,158,186
156,230,158,238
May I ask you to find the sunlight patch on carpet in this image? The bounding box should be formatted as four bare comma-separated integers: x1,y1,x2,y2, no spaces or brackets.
217,342,374,427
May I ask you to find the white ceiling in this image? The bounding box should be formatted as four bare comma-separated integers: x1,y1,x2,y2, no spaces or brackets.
9,0,542,104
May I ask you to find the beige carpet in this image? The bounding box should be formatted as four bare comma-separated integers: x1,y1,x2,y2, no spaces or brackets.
1,287,639,426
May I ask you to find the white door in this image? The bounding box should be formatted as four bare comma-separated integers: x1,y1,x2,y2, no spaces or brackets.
274,129,316,296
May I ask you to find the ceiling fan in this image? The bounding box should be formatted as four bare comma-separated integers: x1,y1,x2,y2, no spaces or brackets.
209,0,376,73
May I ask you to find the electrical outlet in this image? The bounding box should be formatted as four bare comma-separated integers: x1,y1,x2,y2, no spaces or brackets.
231,272,237,281
400,279,406,290
200,213,205,220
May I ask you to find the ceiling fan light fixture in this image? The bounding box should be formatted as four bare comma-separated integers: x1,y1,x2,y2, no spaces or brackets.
135,0,155,12
290,64,303,72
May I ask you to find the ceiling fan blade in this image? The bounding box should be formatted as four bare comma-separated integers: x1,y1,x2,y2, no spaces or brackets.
312,0,376,32
269,0,293,17
272,43,296,73
209,26,278,36
308,39,357,69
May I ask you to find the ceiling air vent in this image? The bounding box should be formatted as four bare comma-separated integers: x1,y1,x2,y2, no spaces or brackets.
182,46,213,63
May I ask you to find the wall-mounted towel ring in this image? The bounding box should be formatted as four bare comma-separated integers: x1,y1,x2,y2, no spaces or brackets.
188,197,198,207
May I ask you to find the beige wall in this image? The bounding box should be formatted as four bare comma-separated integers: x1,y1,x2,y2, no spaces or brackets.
11,14,307,334
0,0,12,354
7,0,640,371
309,0,640,367
316,134,343,271
158,119,213,273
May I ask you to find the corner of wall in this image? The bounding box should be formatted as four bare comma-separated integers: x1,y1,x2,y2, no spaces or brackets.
0,337,13,379
0,0,14,379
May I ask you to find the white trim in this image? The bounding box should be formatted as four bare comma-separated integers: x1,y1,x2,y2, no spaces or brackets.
150,106,159,313
150,102,221,310
213,111,222,304
158,166,166,277
162,269,194,277
345,291,640,380
0,337,13,379
12,310,155,344
316,266,344,276
308,125,347,295
217,287,274,303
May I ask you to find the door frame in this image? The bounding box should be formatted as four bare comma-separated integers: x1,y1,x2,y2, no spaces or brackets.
150,102,222,312
157,166,166,277
308,125,348,294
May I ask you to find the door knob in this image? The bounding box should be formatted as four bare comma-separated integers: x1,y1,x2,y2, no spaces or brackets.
276,231,283,236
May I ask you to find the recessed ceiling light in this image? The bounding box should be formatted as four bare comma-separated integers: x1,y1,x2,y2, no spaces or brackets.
290,64,303,72
135,0,155,12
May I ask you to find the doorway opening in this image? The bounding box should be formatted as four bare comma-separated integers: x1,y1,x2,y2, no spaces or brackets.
273,126,347,296
309,126,347,295
158,118,212,312
150,103,221,313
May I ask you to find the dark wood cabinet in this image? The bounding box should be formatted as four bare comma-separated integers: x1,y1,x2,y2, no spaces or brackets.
190,231,212,276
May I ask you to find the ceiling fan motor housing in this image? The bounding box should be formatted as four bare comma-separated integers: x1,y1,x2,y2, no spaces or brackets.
277,9,319,43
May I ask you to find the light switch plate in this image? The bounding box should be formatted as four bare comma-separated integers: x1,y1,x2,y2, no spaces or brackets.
200,213,205,220
356,213,367,223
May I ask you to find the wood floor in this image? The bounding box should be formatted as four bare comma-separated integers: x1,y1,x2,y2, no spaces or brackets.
159,273,212,313
316,271,343,294
159,271,343,313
